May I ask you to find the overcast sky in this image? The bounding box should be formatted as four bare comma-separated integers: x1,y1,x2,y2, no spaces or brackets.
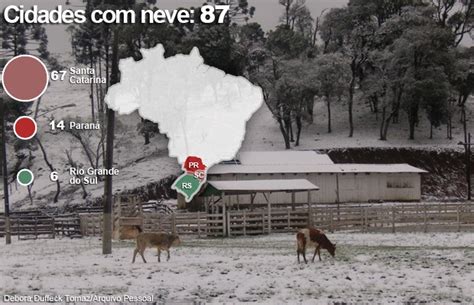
1,0,347,54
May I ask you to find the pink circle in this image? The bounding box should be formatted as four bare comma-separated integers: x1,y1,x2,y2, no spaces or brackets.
2,55,49,102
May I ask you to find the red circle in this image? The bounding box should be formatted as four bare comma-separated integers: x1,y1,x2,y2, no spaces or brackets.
14,117,37,140
2,55,49,102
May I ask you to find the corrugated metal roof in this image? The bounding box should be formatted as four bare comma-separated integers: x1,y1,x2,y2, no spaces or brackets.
237,151,334,165
208,163,427,174
337,164,427,173
208,179,319,193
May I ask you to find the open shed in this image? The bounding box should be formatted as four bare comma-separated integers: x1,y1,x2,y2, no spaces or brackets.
201,179,319,234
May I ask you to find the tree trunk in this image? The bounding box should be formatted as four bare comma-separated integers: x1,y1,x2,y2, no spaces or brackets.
277,117,290,149
409,115,416,140
295,114,302,146
89,46,95,121
447,107,453,140
36,138,60,203
306,99,314,123
461,103,467,144
348,74,355,138
408,104,418,140
286,117,294,142
34,97,42,120
380,106,387,140
327,97,332,133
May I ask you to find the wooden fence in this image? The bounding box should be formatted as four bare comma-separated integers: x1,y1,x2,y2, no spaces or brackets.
227,209,309,236
0,216,55,240
71,202,474,238
55,214,82,238
228,203,474,235
79,213,103,236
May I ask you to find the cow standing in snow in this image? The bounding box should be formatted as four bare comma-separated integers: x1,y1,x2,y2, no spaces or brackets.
296,227,336,263
132,227,181,263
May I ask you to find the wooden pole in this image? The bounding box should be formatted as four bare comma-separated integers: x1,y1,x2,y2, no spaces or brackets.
102,29,118,255
307,190,313,227
1,98,11,244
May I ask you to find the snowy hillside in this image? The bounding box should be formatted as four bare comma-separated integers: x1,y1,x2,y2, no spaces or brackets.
242,96,473,151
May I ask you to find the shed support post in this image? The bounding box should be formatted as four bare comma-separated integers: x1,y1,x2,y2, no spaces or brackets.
243,210,247,236
222,192,226,237
307,190,313,227
250,193,255,211
267,192,272,234
291,192,295,211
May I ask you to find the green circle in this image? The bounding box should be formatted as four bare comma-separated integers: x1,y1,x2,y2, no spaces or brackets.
17,169,34,186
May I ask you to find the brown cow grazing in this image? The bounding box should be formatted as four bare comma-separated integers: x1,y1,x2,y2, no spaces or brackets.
132,227,181,263
296,227,336,263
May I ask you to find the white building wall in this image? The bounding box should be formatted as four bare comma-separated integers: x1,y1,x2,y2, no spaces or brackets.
383,174,421,201
206,172,422,204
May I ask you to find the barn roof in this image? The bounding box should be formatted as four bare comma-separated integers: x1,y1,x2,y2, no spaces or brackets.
207,179,319,194
208,163,427,175
237,151,334,165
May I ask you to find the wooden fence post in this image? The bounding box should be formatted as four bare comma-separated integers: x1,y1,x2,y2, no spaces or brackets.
171,213,176,235
391,207,395,233
423,204,428,233
52,217,56,239
227,211,231,237
17,219,20,240
287,210,291,231
222,193,226,237
364,208,369,233
197,211,201,239
329,210,334,232
261,210,265,234
35,217,38,239
267,193,272,234
457,206,461,232
243,210,247,236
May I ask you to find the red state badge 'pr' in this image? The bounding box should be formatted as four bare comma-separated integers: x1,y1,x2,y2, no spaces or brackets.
183,156,206,173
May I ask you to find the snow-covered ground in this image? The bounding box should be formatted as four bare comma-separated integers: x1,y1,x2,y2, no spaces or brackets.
1,233,473,303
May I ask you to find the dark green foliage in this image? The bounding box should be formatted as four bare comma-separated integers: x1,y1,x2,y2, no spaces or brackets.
266,25,309,59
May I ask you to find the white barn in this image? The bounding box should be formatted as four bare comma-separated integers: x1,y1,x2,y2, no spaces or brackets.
203,151,427,206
